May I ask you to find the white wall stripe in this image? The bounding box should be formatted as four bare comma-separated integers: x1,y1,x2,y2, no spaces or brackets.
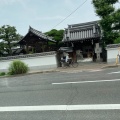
0,104,120,112
52,79,120,85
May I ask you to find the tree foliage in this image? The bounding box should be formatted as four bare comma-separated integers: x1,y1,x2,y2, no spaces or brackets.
45,29,64,43
92,0,120,45
114,37,120,44
0,42,4,56
0,25,22,55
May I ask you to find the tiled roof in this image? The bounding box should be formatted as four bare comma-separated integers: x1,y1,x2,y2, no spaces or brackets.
63,21,101,42
106,43,120,49
29,26,56,42
68,21,99,29
18,26,56,44
29,27,47,39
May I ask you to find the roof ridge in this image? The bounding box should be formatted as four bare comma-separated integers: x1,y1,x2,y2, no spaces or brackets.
29,26,48,39
68,20,100,28
18,26,56,44
29,26,42,33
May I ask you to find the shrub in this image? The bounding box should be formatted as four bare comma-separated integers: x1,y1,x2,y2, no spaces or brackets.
114,37,120,44
8,60,29,75
0,72,6,76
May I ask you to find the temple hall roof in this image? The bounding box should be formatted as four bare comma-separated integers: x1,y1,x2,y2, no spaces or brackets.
18,26,56,45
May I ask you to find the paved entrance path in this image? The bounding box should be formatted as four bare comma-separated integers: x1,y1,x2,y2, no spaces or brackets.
57,62,118,72
27,62,119,75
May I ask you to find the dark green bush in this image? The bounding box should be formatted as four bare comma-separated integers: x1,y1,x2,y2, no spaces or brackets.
0,72,6,76
8,60,29,75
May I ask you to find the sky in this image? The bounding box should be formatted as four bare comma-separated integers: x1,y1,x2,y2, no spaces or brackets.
0,0,120,36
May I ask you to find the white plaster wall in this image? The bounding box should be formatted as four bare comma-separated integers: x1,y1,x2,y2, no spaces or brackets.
107,48,119,63
0,54,57,71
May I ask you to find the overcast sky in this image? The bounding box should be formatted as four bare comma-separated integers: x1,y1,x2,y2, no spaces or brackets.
0,0,119,36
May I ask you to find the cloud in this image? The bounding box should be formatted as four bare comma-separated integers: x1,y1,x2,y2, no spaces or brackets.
63,0,76,9
0,0,19,5
34,16,66,21
7,0,37,21
0,0,30,8
63,0,81,9
64,0,73,5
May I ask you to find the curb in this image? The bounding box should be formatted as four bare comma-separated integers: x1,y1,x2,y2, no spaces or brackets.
0,69,58,79
101,64,120,69
28,69,58,75
1,64,120,78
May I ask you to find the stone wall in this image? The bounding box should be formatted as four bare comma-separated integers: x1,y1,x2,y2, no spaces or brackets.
0,51,57,72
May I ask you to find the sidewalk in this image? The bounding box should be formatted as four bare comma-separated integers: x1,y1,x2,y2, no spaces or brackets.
0,62,119,78
29,62,120,74
57,62,109,72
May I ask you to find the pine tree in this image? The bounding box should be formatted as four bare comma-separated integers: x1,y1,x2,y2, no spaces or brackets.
0,25,22,56
92,0,120,45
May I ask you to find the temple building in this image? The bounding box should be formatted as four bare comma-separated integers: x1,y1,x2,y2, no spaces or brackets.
62,21,102,61
18,26,56,54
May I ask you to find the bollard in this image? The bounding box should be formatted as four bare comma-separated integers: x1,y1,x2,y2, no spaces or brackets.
116,55,118,65
119,55,120,64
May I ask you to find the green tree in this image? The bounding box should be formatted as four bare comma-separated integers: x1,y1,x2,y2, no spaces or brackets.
114,36,120,44
92,0,120,45
45,29,64,43
0,42,4,56
0,25,22,55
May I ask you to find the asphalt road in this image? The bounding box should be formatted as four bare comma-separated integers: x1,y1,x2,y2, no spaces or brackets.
0,67,120,119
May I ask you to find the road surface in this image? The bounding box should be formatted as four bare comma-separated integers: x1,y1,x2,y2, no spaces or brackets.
0,67,120,119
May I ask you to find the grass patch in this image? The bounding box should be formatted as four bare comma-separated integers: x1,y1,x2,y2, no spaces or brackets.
8,60,29,75
0,72,6,76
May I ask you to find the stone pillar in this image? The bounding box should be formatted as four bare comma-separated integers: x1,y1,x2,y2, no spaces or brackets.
95,43,102,61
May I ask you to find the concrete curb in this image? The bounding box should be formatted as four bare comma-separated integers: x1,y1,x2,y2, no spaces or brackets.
101,64,120,69
0,69,58,79
1,64,120,79
28,69,58,75
101,65,118,69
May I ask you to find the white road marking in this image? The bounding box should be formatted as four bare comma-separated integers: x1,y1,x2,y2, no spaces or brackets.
52,79,120,85
0,104,120,112
108,71,120,74
89,69,103,72
60,70,82,73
